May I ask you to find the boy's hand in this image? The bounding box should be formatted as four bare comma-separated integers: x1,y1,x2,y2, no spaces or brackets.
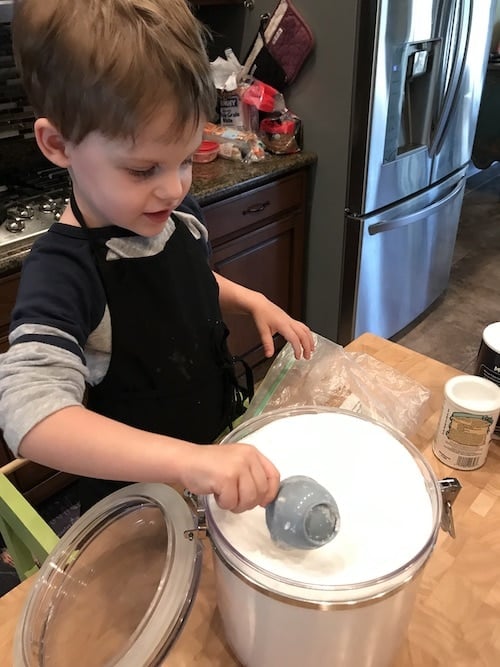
214,273,314,360
251,297,315,360
181,443,280,513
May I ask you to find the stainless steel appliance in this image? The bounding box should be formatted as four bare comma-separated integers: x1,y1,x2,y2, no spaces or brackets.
337,0,496,343
1,5,69,249
239,0,496,344
0,168,70,250
0,1,12,23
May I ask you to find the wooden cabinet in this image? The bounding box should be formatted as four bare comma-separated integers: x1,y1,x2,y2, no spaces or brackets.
0,274,18,482
0,273,19,353
203,170,308,376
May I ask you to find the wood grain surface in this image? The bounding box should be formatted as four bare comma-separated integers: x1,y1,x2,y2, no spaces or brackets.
1,333,499,666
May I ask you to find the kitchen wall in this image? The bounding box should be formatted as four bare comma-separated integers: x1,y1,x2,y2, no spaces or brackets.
491,0,500,51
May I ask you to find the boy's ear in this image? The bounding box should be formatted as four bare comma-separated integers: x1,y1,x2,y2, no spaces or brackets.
34,118,71,168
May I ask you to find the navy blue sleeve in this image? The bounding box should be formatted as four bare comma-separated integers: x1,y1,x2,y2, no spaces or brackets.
10,225,106,353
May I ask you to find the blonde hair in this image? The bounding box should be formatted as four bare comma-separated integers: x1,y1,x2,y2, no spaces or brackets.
12,0,216,143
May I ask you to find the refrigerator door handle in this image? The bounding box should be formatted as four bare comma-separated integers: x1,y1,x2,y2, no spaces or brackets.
368,177,465,235
429,0,472,157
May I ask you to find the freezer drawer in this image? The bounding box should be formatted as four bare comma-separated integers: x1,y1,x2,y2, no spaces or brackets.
338,172,466,345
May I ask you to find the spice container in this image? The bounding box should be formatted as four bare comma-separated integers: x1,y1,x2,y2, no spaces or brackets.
433,374,500,469
259,112,302,154
193,140,219,163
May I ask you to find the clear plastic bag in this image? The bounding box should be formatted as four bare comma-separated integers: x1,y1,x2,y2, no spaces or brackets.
245,333,432,439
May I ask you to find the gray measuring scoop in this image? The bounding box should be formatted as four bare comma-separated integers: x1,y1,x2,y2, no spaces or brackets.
265,475,340,550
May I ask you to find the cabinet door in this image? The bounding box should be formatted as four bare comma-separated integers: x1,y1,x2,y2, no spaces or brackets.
205,171,308,371
211,210,305,368
0,272,19,352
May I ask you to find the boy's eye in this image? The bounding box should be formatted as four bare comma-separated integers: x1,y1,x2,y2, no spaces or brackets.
127,166,156,179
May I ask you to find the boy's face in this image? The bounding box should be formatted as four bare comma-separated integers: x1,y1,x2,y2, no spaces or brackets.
62,108,204,235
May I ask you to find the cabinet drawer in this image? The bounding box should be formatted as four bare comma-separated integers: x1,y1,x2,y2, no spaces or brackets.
0,272,19,334
203,171,305,243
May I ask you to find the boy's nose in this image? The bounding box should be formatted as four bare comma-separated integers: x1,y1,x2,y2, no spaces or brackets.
153,171,184,201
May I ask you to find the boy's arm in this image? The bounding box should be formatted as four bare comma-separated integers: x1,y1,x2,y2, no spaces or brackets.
213,272,314,360
19,406,280,512
0,321,279,512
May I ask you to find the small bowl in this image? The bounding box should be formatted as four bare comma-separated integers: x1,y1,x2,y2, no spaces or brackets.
193,141,219,163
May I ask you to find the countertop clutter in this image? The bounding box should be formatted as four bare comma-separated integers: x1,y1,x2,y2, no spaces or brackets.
1,333,499,665
0,152,317,278
192,150,316,205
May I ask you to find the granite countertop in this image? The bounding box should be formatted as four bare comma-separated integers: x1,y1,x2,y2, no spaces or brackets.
191,150,316,205
0,151,317,277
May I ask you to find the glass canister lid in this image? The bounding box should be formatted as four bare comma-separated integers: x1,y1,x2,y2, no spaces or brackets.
207,407,442,603
15,483,202,667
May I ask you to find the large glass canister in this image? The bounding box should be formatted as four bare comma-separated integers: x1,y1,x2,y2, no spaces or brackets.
205,407,444,667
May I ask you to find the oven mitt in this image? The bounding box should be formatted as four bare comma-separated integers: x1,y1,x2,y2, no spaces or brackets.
242,0,314,91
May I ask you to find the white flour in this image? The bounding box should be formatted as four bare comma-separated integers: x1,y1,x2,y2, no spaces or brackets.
209,412,436,588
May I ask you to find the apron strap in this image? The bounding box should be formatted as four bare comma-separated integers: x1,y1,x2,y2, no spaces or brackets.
70,191,90,230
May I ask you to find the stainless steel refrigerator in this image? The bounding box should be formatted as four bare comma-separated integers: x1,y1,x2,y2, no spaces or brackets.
239,0,496,344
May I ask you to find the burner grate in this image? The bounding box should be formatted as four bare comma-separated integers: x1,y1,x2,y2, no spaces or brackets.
0,168,71,250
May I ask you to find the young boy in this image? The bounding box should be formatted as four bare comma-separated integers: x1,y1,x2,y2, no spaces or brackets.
0,0,314,514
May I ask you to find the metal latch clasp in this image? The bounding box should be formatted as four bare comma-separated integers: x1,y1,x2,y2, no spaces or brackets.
183,489,208,541
438,477,462,538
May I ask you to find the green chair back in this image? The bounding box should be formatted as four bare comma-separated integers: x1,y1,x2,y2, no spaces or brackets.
0,468,59,581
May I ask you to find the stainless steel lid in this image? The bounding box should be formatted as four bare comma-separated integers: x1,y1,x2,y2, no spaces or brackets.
15,483,202,667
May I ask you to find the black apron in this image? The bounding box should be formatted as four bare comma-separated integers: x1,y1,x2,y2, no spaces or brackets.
70,194,252,512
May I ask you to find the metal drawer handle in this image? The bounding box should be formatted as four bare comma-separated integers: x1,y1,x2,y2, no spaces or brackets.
242,201,270,215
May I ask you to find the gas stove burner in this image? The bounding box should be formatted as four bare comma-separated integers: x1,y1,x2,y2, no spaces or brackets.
0,167,71,250
11,204,35,220
39,198,59,214
6,218,26,233
4,204,35,234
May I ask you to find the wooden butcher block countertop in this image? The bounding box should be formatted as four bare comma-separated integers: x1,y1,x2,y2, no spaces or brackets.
1,333,499,666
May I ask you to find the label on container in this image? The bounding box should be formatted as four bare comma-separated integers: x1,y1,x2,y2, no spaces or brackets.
219,92,244,127
476,362,500,437
475,327,500,436
433,407,494,470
